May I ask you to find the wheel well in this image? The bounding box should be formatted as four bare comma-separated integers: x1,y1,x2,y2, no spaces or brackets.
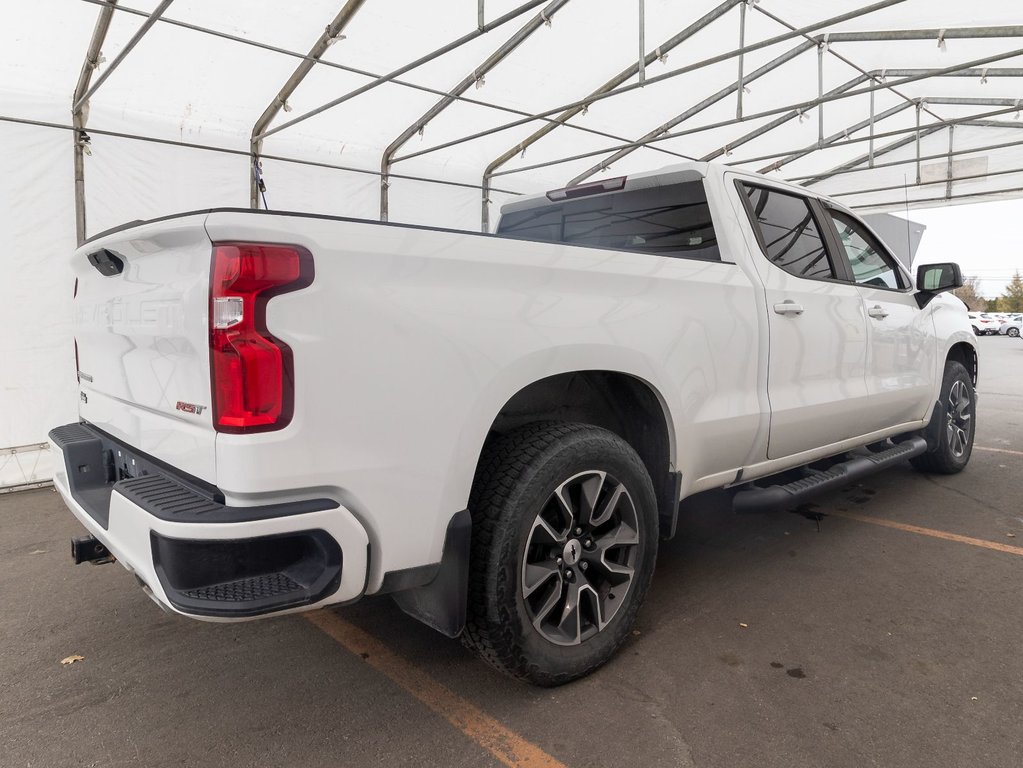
485,371,679,538
947,342,978,385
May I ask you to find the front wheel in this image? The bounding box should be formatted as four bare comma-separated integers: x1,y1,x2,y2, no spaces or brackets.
910,360,975,474
1008,327,1020,338
463,422,658,686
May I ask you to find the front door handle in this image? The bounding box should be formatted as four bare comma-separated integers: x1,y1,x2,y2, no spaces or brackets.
867,304,889,320
773,300,805,316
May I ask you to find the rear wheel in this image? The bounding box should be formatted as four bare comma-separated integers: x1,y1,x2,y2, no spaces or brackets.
910,360,975,474
463,422,658,686
1008,327,1020,338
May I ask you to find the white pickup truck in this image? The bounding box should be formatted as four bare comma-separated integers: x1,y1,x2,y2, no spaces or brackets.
52,161,976,685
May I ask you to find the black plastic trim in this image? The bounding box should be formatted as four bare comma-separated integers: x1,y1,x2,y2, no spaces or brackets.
732,437,928,514
391,509,471,638
49,421,338,524
151,529,342,618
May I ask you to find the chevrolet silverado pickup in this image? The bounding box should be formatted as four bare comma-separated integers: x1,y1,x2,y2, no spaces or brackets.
51,162,977,685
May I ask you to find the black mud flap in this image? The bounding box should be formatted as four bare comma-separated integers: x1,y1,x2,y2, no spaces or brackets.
390,509,471,638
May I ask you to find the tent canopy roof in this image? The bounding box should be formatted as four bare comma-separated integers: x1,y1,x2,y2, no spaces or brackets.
5,0,1023,232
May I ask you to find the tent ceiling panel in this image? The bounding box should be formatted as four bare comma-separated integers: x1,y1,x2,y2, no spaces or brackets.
763,0,1016,33
2,0,1023,230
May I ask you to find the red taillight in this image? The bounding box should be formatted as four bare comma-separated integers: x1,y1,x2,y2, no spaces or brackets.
209,242,312,433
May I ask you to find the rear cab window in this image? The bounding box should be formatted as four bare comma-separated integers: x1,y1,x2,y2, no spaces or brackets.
496,180,720,262
736,182,836,280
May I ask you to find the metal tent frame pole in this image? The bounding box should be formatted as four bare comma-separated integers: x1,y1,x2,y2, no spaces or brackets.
730,104,1023,182
852,183,1023,210
72,0,118,246
72,0,173,115
757,69,1023,174
380,0,571,222
566,40,815,186
482,47,1023,181
78,0,699,157
2,114,527,197
478,0,742,231
72,0,171,245
827,163,1023,201
253,0,551,143
249,0,367,209
398,4,990,166
783,136,1023,183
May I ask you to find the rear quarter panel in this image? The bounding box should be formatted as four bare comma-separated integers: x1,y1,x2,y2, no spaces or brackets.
205,211,762,590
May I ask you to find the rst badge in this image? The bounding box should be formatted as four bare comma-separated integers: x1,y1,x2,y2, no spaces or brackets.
175,401,207,415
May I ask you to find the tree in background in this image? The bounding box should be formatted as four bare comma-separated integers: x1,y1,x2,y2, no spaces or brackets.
1000,271,1023,312
953,277,986,311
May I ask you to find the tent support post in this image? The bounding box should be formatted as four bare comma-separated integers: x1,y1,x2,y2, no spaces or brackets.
946,125,955,199
759,101,914,174
638,0,646,85
742,101,1022,173
401,2,934,167
480,0,741,230
249,0,367,209
785,136,1023,183
71,0,118,247
736,0,746,118
72,0,173,115
487,49,1023,181
817,42,825,147
380,0,570,222
254,0,551,143
567,41,814,185
869,85,875,167
802,125,946,187
915,101,923,184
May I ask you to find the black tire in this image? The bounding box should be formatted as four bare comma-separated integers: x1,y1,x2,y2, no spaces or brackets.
463,422,658,686
972,326,981,336
1008,327,1020,338
910,360,975,474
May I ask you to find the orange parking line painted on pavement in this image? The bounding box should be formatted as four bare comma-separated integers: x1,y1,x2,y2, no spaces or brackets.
975,445,1023,457
306,611,567,768
829,510,1023,556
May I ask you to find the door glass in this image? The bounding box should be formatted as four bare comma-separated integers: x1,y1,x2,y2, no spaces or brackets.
740,184,834,279
827,210,906,290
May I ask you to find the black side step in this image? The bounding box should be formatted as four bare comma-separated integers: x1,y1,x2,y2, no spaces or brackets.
732,437,928,514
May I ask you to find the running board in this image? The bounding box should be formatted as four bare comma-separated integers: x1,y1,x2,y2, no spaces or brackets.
732,437,928,514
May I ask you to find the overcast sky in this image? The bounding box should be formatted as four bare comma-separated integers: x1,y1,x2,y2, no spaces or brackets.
896,198,1023,299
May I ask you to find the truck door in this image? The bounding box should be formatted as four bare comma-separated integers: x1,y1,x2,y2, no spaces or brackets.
819,207,936,428
734,181,871,460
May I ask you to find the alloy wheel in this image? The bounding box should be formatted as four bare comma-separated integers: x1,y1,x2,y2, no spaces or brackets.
945,379,972,458
520,470,640,646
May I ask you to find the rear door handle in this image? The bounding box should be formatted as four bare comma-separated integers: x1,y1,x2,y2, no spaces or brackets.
773,301,804,316
867,304,889,320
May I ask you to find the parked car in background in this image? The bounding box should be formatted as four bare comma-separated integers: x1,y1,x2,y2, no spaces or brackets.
999,315,1022,337
968,312,1001,335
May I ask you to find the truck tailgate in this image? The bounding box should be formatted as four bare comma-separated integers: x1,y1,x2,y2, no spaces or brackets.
72,214,216,484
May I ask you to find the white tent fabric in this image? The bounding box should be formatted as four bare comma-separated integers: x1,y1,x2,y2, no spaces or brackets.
2,0,1022,487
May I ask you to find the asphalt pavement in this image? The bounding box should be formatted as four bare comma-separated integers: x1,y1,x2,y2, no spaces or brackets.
2,334,1021,768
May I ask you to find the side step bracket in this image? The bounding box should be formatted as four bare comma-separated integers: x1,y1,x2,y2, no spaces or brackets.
732,437,928,514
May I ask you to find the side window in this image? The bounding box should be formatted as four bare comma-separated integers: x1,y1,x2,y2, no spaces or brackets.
739,183,835,280
826,210,907,290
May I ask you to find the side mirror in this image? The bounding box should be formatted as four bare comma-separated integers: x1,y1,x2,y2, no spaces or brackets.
917,262,963,293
